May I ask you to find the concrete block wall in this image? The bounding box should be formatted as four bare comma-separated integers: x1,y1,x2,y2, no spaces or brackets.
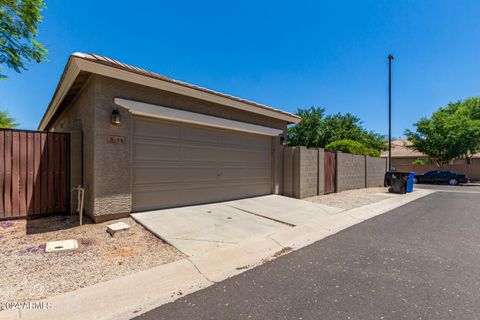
336,152,366,192
292,148,301,198
284,146,323,199
298,147,319,198
283,147,295,197
366,156,387,187
284,148,387,198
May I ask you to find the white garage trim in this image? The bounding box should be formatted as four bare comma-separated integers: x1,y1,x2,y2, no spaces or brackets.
115,98,284,137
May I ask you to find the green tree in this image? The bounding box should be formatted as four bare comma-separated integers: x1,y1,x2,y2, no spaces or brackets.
325,139,380,157
0,110,18,128
287,106,387,153
287,106,325,148
405,97,480,164
0,0,47,79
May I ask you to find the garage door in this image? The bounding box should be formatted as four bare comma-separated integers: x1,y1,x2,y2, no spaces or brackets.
132,117,272,212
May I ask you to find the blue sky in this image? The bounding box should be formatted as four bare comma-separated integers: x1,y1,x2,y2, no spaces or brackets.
1,0,479,136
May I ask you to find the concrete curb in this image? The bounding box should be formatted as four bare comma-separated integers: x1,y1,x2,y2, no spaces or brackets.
0,189,435,320
0,259,212,320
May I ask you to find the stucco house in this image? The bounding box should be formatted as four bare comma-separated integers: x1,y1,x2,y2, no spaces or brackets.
38,53,300,222
381,140,429,166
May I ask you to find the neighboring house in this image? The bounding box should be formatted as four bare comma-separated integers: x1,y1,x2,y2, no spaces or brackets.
38,53,300,222
381,140,480,166
381,140,429,166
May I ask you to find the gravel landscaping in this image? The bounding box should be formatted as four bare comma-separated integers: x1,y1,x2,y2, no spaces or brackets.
0,215,184,303
304,187,394,210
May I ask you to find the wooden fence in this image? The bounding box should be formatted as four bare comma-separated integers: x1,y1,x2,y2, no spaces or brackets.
0,129,70,219
324,151,336,194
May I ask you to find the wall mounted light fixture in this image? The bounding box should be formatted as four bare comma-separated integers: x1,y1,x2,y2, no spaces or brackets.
111,109,121,125
280,134,287,146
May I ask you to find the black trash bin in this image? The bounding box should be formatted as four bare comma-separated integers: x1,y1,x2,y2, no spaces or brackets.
384,171,409,194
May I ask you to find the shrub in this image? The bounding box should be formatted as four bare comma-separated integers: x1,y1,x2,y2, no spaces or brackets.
412,159,428,165
325,139,380,157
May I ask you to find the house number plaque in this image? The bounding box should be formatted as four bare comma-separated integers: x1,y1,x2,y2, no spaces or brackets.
108,135,126,144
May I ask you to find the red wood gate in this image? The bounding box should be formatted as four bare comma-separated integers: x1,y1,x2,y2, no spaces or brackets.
0,129,70,219
324,151,336,194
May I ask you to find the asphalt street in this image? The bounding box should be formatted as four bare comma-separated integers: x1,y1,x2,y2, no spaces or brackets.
135,185,480,320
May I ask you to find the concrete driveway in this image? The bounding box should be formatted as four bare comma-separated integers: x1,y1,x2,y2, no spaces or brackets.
131,195,341,256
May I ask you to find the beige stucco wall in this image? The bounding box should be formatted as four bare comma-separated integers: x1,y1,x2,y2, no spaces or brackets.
50,77,96,217
389,157,429,166
51,75,288,220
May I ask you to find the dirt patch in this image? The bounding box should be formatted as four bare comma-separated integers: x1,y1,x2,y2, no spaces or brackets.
235,264,250,270
102,246,145,258
0,215,184,302
305,187,393,210
273,246,292,258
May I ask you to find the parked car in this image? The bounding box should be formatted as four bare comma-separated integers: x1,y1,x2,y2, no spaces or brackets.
413,170,469,185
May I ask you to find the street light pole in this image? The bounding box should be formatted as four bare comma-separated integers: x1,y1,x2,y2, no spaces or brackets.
388,54,394,171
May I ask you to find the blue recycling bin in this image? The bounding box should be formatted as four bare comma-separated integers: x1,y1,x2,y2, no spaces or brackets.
406,172,415,193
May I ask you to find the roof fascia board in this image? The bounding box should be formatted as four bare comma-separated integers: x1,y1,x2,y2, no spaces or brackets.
115,98,284,136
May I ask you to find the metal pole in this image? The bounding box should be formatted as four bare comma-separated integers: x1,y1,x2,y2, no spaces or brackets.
388,54,394,170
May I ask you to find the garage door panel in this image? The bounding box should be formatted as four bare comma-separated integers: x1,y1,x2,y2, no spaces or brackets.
220,176,271,187
133,166,180,184
133,187,179,211
181,185,218,203
182,167,217,182
134,143,180,161
220,132,269,148
220,167,269,180
132,117,272,211
240,167,271,179
219,151,268,164
182,126,219,144
218,183,270,200
182,145,218,162
133,184,219,211
134,118,180,139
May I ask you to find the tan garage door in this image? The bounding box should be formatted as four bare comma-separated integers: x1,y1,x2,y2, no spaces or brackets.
132,117,272,212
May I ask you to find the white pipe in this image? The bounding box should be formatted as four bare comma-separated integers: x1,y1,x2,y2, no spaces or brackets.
71,185,85,226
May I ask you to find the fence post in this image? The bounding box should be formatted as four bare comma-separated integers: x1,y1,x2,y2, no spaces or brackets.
365,155,368,188
293,147,301,198
283,146,294,197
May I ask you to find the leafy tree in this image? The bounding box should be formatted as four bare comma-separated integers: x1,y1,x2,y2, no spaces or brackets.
287,106,387,153
405,97,480,164
287,106,325,148
0,110,18,128
0,0,47,79
325,139,380,157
